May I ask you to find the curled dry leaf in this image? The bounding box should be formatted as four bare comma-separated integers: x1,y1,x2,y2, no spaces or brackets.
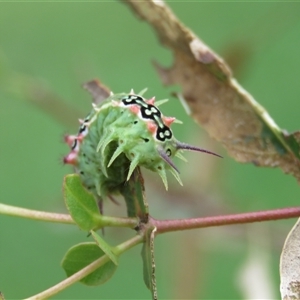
280,218,300,299
123,0,300,182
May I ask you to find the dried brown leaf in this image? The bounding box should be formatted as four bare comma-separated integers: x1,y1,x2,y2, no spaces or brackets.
123,0,300,182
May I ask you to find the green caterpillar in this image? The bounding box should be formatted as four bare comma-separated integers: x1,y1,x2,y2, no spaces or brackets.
64,80,221,203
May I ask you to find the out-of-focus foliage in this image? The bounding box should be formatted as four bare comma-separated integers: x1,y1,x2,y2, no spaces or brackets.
1,2,300,299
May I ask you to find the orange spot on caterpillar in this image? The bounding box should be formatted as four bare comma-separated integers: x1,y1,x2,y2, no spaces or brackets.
147,121,157,134
76,135,84,142
163,116,175,127
146,96,155,105
63,152,78,165
64,135,77,147
129,105,140,114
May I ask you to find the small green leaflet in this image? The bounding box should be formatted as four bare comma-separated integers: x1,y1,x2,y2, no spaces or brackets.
63,174,102,231
61,242,117,286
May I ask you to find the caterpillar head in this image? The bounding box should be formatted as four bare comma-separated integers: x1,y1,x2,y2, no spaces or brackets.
97,92,221,190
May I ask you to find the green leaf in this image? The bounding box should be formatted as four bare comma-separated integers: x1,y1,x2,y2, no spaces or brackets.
141,226,158,300
63,174,101,231
61,242,117,286
91,230,118,265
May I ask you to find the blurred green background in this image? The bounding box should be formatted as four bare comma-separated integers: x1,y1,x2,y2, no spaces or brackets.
1,2,300,299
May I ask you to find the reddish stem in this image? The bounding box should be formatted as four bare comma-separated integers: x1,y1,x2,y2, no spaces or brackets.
152,206,300,234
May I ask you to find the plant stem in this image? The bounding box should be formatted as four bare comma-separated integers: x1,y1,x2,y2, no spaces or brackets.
113,232,144,255
99,215,138,229
24,234,143,300
0,203,138,229
152,206,300,234
0,203,74,224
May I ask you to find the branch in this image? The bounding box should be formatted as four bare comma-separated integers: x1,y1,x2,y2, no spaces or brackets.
3,202,300,234
0,203,74,224
152,206,300,234
0,203,138,229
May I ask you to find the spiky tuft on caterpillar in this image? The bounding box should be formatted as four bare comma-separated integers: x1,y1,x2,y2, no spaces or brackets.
64,80,221,201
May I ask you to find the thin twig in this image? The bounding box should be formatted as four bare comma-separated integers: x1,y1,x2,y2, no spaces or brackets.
152,206,300,234
0,203,74,224
0,203,138,229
